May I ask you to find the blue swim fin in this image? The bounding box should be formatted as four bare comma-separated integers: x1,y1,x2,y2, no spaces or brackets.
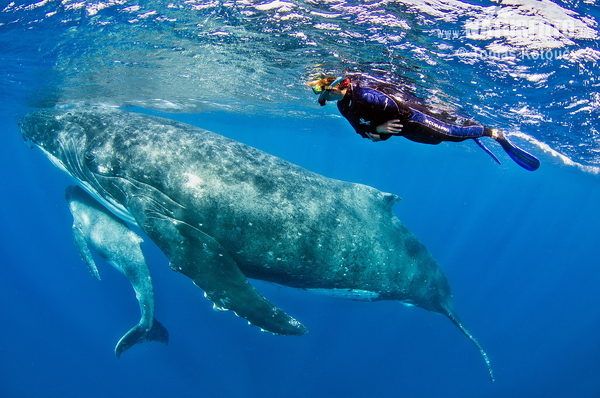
492,130,540,171
474,138,501,165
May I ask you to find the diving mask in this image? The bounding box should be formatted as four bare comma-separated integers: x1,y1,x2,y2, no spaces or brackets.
314,77,350,106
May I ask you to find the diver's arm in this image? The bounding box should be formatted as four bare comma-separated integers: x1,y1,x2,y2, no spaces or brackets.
338,87,404,141
364,131,384,141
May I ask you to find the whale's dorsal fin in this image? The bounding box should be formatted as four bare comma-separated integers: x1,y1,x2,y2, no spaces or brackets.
382,192,401,209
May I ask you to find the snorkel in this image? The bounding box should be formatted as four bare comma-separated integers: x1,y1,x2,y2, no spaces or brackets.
313,76,350,106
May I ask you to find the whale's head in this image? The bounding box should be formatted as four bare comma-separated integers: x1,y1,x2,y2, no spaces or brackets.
20,108,143,228
65,184,112,223
65,184,90,209
20,109,66,152
19,109,88,177
20,107,112,155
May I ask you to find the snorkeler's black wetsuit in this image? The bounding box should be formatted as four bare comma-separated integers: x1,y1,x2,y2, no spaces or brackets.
337,77,490,144
326,74,539,171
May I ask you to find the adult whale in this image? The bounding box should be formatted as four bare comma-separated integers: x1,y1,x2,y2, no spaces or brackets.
65,185,169,357
20,107,493,381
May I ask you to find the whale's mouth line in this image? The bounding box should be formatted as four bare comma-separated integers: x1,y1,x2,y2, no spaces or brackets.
36,143,138,227
36,125,189,230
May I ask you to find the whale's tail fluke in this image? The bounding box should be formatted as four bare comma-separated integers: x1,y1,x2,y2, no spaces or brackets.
443,306,495,383
115,319,169,358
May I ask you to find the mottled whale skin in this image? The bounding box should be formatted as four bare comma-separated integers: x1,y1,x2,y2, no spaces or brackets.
20,107,493,380
65,185,168,357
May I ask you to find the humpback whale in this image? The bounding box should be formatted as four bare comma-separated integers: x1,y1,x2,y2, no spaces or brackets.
20,107,493,381
65,185,168,357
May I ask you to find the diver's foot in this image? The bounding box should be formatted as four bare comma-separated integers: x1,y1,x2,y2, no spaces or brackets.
491,129,540,171
489,128,502,140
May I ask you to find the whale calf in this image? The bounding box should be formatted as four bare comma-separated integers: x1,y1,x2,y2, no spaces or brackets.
20,107,493,380
65,185,168,357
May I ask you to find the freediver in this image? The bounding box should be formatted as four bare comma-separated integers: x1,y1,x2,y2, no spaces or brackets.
308,74,540,171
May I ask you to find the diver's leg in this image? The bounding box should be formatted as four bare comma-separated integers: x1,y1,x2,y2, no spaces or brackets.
408,109,485,141
408,108,540,170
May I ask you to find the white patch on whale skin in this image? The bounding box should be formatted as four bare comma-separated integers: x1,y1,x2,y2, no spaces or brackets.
307,288,380,301
183,172,203,189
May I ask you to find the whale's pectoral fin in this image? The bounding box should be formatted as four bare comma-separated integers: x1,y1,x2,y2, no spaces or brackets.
159,223,307,335
131,207,307,335
72,224,101,281
115,318,169,358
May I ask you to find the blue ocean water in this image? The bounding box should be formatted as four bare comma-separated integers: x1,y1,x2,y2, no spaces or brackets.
1,1,600,397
